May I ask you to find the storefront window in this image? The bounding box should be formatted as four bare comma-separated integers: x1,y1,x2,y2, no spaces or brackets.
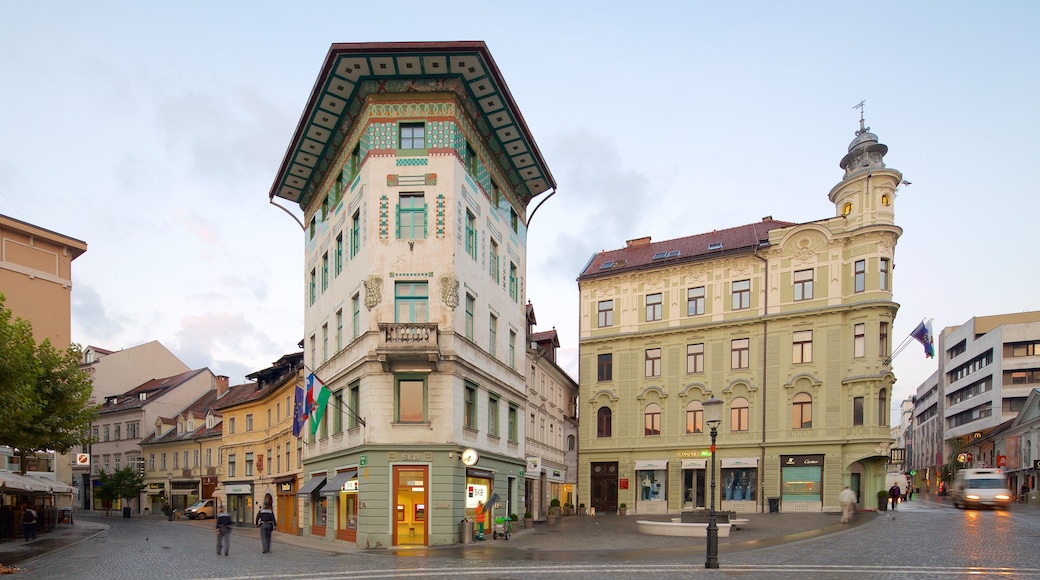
338,477,358,531
721,468,757,501
314,496,327,527
637,469,666,501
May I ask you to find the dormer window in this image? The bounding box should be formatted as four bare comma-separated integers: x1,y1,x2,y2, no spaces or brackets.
139,393,147,401
708,242,723,251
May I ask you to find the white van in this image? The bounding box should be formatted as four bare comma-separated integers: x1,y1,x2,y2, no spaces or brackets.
951,468,1013,509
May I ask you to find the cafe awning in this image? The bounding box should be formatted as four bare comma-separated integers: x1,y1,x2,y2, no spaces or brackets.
0,470,51,492
296,474,326,496
320,470,358,497
25,474,76,494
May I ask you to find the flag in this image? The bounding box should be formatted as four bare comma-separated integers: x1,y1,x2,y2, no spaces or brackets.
910,320,934,358
307,372,332,436
292,382,306,438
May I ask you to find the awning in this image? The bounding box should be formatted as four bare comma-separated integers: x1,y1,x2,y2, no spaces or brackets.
0,471,50,492
320,470,358,496
24,474,75,494
721,457,759,468
634,460,668,470
296,475,326,496
272,475,296,485
681,459,707,469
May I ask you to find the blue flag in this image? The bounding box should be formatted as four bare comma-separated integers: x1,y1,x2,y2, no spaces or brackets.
911,321,935,358
292,382,306,437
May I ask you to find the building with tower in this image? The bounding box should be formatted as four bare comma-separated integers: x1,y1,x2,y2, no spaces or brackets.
268,42,555,547
576,115,903,514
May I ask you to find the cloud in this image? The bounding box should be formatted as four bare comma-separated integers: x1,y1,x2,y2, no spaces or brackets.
71,283,124,341
171,312,281,382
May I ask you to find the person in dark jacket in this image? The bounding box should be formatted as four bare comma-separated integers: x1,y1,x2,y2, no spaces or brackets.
215,504,232,556
255,500,277,553
21,504,37,542
888,484,901,510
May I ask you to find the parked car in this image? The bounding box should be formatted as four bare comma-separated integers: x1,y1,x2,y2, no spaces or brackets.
184,499,215,520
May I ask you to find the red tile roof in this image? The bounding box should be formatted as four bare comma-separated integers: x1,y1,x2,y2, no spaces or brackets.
578,218,794,280
97,368,209,414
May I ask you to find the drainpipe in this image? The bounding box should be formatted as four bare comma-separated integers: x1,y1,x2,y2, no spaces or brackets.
753,247,769,513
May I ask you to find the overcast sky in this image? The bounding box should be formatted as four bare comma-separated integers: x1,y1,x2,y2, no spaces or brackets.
2,2,1037,419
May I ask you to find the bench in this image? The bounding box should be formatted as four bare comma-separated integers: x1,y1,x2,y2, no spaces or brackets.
638,520,731,537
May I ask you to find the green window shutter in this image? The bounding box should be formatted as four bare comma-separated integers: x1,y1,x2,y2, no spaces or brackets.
424,202,428,238
395,203,401,239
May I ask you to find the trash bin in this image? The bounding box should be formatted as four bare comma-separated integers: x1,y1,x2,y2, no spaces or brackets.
460,519,473,544
122,506,131,519
768,497,780,513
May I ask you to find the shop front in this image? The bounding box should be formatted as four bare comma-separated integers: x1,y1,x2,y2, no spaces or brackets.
394,465,428,546
720,457,758,513
296,473,326,537
273,475,297,534
145,482,165,515
171,481,199,514
321,468,358,543
223,482,254,525
634,460,667,514
780,454,823,512
680,459,706,510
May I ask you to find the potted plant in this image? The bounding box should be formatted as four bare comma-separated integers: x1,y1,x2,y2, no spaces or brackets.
577,502,587,516
564,502,574,516
547,498,561,525
523,510,533,529
877,490,889,511
508,513,518,533
619,502,628,516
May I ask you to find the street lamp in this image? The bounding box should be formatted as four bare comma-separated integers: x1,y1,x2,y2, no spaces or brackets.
702,396,724,569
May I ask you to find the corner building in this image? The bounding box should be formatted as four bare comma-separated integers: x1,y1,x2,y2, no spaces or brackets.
577,120,902,514
269,42,555,547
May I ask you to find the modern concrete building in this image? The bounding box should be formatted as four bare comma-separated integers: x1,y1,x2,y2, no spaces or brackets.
268,42,555,547
576,117,903,514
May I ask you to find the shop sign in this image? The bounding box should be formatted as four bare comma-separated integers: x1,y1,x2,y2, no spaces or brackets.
224,483,251,495
675,450,710,458
781,455,824,467
279,482,293,493
634,460,668,470
344,479,359,492
1033,460,1040,470
527,457,542,472
619,478,629,490
360,454,367,467
148,483,164,490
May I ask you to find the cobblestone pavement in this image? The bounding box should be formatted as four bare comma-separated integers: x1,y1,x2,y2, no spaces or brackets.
10,494,1040,579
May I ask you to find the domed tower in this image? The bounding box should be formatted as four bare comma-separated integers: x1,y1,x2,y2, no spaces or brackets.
828,107,902,229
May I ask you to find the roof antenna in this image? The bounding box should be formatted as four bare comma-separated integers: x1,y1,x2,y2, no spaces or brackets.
852,100,867,135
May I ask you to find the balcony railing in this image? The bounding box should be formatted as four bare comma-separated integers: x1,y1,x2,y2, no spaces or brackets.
377,323,440,371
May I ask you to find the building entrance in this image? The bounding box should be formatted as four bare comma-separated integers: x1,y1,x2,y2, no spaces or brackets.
590,462,618,514
393,465,428,546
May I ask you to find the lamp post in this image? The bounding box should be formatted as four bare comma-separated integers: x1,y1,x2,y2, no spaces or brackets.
702,396,724,569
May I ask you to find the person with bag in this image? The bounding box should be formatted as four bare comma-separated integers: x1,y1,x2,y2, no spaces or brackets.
215,503,232,556
255,500,277,553
21,504,37,542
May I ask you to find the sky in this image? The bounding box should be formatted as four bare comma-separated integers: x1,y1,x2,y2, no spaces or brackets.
2,2,1037,420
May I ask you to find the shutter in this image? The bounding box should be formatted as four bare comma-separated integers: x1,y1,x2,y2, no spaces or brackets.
395,203,401,238
423,202,428,238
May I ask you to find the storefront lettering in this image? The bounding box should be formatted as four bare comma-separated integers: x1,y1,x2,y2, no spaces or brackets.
399,452,421,461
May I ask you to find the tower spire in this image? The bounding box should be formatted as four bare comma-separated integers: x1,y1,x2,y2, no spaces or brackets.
852,100,867,135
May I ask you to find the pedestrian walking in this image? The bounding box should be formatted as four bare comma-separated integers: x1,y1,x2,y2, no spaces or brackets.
255,500,277,553
838,486,857,524
21,504,37,542
215,504,232,556
888,483,901,510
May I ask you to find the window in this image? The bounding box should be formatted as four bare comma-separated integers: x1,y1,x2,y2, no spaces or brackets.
880,322,889,358
351,211,360,257
149,453,155,471
646,293,663,321
598,300,613,327
854,323,865,358
352,293,360,339
309,269,317,305
245,414,254,432
645,348,661,377
731,397,749,432
332,390,343,434
686,401,703,434
245,453,254,476
878,390,887,426
465,209,477,260
335,233,343,276
309,216,315,240
113,425,120,440
732,280,751,310
464,383,477,429
396,377,426,423
399,122,425,149
508,404,518,442
491,180,500,208
854,260,865,293
687,286,705,316
509,263,518,302
322,252,329,291
395,281,428,322
509,330,517,369
731,338,750,369
322,194,329,221
336,310,343,351
127,422,138,439
793,393,812,429
1011,371,1040,384
793,330,813,364
160,452,167,470
205,448,212,467
644,404,661,436
488,395,499,436
880,258,890,290
489,239,499,282
687,343,704,373
228,417,236,435
466,143,478,177
348,381,360,429
489,314,497,356
465,294,475,340
597,407,612,437
597,353,612,381
322,323,328,362
510,208,519,233
398,193,426,239
1012,342,1040,357
793,269,813,301
227,454,236,477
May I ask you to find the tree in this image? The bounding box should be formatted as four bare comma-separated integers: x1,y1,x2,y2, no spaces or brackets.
96,466,146,517
0,294,96,471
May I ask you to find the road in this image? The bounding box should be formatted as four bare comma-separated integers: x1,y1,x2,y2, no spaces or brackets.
16,496,1040,579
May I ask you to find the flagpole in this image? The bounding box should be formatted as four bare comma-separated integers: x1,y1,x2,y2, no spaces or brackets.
885,318,932,366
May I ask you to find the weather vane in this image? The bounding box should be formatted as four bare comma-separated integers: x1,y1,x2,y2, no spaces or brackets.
852,100,867,134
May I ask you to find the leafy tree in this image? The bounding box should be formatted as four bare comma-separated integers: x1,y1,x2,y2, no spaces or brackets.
0,294,96,471
94,470,120,516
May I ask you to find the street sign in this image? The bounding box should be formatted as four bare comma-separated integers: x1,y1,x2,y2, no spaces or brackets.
360,454,367,467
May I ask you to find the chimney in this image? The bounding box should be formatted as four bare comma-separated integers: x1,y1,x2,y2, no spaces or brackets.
216,375,230,397
626,236,651,248
762,216,772,222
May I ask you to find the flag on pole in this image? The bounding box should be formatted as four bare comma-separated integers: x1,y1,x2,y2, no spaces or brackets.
307,372,332,436
910,320,935,358
292,382,306,437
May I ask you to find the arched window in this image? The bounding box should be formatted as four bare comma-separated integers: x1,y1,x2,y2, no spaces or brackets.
793,393,812,429
878,390,887,426
567,434,576,451
597,407,612,438
644,403,661,436
731,397,749,432
686,400,704,434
